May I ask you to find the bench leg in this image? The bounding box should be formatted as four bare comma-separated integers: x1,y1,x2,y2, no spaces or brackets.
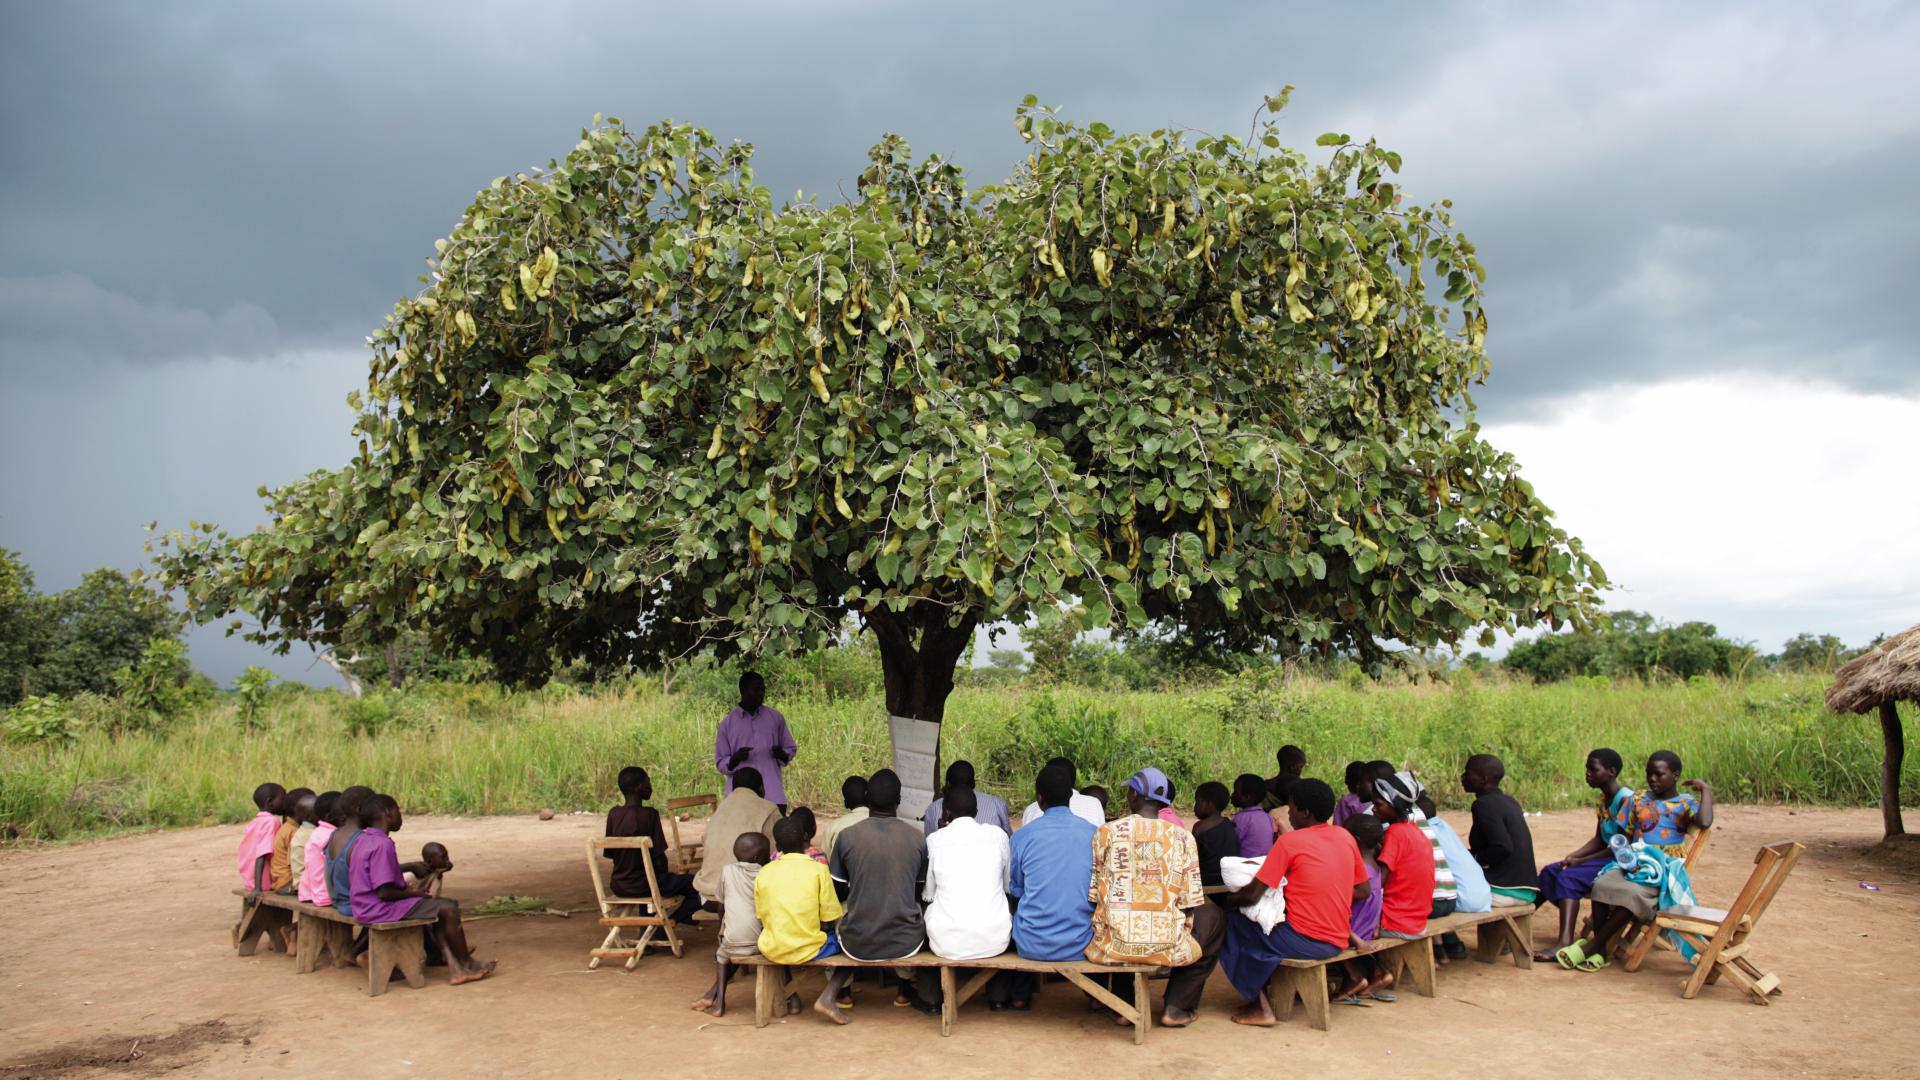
1400,939,1438,997
294,914,347,974
940,967,957,1037
955,968,996,1009
1475,911,1533,970
754,965,774,1028
367,927,428,996
1133,972,1150,1045
1269,964,1329,1030
1057,969,1142,1039
235,899,290,957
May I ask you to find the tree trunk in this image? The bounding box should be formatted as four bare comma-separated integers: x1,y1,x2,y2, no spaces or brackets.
1881,701,1905,838
868,608,978,794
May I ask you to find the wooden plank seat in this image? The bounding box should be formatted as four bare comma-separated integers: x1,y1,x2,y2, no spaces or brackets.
585,837,686,970
1268,905,1537,1031
232,889,436,996
1621,840,1803,1004
733,951,1165,1044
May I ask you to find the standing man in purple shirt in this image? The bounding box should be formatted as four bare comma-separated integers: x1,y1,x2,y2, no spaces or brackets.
715,672,797,812
348,793,495,985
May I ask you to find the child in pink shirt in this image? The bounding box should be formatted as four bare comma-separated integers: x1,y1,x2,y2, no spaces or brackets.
299,791,341,904
236,782,285,892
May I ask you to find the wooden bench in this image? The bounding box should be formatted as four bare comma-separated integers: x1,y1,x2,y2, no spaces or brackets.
1268,905,1536,1030
735,951,1164,1044
232,889,436,996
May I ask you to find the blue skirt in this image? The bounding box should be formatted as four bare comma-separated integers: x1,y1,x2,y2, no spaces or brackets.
1537,856,1610,902
1220,916,1342,1001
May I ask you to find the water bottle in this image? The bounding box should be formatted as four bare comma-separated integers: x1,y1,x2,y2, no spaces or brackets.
1609,833,1636,870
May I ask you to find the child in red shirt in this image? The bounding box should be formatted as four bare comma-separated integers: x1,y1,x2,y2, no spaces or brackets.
1371,772,1436,938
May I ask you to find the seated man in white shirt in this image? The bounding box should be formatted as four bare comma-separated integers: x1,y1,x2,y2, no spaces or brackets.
924,787,1012,961
1019,756,1106,828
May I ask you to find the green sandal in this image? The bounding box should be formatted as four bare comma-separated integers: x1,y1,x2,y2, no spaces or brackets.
1553,942,1590,970
1576,953,1611,972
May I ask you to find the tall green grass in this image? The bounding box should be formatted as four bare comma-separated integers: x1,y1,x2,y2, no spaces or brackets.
0,671,1906,841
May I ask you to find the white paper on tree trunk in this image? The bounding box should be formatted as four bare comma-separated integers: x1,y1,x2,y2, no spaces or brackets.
888,714,940,824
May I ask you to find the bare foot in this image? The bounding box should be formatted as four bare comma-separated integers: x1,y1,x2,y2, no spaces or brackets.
1373,970,1395,993
1230,1001,1277,1027
690,996,715,1012
1161,1006,1196,1028
702,999,725,1018
354,954,369,969
450,960,497,986
813,997,851,1026
1114,1013,1133,1027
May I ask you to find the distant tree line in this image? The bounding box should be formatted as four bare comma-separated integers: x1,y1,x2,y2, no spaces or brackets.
1500,610,1878,683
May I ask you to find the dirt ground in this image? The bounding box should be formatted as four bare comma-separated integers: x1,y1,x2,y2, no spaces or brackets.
2,806,1915,1079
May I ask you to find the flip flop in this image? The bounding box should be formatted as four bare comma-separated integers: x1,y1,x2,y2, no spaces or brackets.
1333,996,1371,1007
1576,953,1611,972
1554,942,1590,970
1368,992,1398,1002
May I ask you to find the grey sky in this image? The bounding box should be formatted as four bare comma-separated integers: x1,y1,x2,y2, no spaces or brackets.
3,1,1916,685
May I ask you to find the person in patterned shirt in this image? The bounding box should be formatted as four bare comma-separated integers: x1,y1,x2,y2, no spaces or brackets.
1629,750,1714,856
1086,767,1225,1029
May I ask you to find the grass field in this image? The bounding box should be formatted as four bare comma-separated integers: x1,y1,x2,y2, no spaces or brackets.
1,669,1907,841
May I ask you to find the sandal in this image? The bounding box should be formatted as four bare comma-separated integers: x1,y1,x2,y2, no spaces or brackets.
1576,953,1611,972
1368,991,1398,1002
1333,995,1370,1007
1553,942,1590,970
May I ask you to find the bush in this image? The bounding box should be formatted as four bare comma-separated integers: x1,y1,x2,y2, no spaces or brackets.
111,638,208,732
3,695,77,743
342,692,432,738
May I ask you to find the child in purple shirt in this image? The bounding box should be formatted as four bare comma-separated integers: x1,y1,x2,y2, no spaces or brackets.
349,793,496,985
1332,813,1390,1002
1230,774,1276,857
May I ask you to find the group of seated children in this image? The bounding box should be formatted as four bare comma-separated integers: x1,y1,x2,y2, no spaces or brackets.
236,782,494,986
593,740,1712,1027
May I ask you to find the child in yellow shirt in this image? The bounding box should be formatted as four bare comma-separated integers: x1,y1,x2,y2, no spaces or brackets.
755,817,845,1021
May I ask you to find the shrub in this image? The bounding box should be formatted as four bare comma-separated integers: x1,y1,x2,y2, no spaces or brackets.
3,694,77,743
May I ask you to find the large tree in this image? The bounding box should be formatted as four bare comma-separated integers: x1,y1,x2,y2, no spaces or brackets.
154,96,1605,722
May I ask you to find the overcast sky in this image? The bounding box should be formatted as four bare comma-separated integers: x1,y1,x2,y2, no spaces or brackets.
2,1,1915,687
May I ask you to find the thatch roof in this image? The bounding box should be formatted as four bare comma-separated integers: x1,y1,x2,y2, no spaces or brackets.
1826,624,1920,713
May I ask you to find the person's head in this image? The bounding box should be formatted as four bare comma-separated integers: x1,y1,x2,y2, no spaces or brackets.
291,789,318,824
1124,767,1171,815
314,791,341,828
1231,773,1267,809
1369,770,1417,823
739,671,766,713
1360,759,1394,801
1645,750,1684,798
942,786,978,826
1193,781,1230,819
1345,810,1386,858
617,765,652,801
336,785,374,829
1462,754,1505,795
945,760,977,792
1276,745,1307,776
1584,748,1623,790
771,816,809,855
421,841,451,871
731,766,766,798
1044,756,1077,789
1081,784,1110,819
360,793,401,831
252,782,286,813
1287,777,1337,830
1035,764,1075,810
1343,760,1368,795
788,805,818,841
734,831,772,865
840,775,868,810
866,768,902,815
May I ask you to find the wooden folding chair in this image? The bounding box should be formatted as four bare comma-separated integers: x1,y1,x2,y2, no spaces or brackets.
1620,821,1712,966
1627,840,1803,1004
664,793,718,874
585,837,685,970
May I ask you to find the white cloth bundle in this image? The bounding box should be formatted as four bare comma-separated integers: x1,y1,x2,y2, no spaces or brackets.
1219,855,1286,934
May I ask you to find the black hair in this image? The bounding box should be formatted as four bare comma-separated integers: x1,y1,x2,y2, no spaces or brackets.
421,841,448,861
314,790,341,825
739,671,764,691
1466,754,1505,784
1232,773,1267,803
789,805,818,840
944,786,978,820
1165,777,1177,804
1276,745,1307,771
617,766,648,795
1588,748,1623,775
286,788,316,821
252,782,285,811
1648,749,1683,774
359,793,398,828
946,760,976,788
866,768,902,812
1036,764,1074,808
1044,756,1077,787
732,766,766,797
336,785,374,825
841,775,868,809
772,816,808,854
1344,811,1385,854
1194,781,1230,815
1289,778,1337,823
735,831,770,862
1343,760,1368,793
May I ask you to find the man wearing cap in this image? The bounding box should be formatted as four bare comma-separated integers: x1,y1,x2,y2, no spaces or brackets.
1085,767,1225,1029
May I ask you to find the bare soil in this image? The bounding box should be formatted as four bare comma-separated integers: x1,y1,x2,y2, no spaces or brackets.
1,806,1913,1078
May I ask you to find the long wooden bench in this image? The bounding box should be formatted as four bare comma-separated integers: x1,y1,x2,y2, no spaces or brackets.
232,889,436,996
1268,905,1536,1030
735,951,1164,1044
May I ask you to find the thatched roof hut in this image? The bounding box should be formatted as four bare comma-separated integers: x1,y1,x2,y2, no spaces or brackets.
1826,624,1919,837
